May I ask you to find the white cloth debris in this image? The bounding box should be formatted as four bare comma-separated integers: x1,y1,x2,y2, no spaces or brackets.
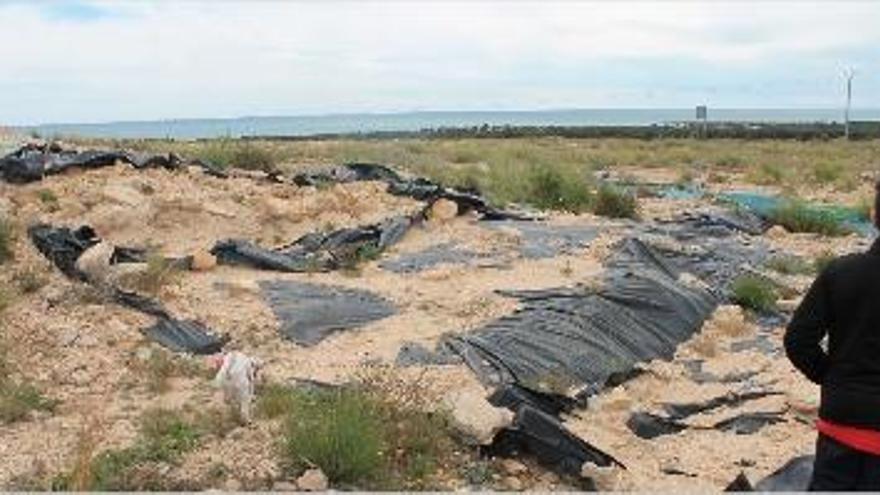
213,351,262,423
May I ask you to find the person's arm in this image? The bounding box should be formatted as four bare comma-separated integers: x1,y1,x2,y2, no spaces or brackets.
784,269,832,384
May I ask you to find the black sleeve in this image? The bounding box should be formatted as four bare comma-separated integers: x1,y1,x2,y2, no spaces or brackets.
784,269,832,384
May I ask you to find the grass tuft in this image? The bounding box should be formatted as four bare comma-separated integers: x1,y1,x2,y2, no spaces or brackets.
131,253,182,295
0,216,14,264
764,255,814,276
593,184,639,219
731,275,778,313
768,200,848,236
525,165,593,213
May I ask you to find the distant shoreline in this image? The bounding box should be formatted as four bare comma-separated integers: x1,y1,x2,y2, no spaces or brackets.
12,108,880,140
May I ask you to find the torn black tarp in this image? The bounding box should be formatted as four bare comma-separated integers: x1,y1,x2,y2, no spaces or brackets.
725,455,813,492
212,215,417,273
486,404,625,475
0,142,225,183
626,410,787,440
260,280,395,346
293,162,530,220
28,223,227,355
442,238,717,397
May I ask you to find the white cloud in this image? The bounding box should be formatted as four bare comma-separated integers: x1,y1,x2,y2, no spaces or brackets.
0,1,878,124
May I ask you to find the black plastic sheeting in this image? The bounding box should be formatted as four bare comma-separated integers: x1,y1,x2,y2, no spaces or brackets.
212,215,416,273
28,223,227,355
442,238,718,397
483,220,599,259
625,390,785,440
293,162,530,221
0,142,226,183
725,455,813,491
259,280,396,346
485,404,625,476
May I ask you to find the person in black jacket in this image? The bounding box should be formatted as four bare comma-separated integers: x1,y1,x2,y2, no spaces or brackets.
785,180,880,491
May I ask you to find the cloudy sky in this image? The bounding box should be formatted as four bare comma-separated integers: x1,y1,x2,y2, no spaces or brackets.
1,0,878,125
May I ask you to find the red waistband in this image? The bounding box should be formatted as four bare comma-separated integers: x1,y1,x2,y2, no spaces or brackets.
816,419,880,456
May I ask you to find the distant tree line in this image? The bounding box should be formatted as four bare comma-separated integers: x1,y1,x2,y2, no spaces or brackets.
237,121,880,142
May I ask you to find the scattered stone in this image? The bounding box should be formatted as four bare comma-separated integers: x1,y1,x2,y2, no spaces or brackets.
135,346,154,362
74,241,115,284
445,387,514,445
500,459,528,476
58,328,80,347
222,478,243,491
428,198,459,222
191,250,218,271
581,462,624,491
777,298,800,313
296,468,328,491
766,225,789,239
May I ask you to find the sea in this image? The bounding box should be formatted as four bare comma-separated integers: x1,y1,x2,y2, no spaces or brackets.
17,108,880,140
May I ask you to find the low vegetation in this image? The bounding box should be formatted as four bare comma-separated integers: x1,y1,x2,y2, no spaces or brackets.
593,184,639,219
12,267,49,294
130,348,211,394
259,370,465,490
37,189,60,212
731,275,778,313
0,216,13,264
193,140,278,172
525,165,594,213
765,255,815,276
55,406,234,491
0,346,56,425
767,200,849,236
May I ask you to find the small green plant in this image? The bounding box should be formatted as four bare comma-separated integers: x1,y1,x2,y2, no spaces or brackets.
132,349,208,394
765,256,814,276
37,189,59,212
731,275,778,313
0,216,14,263
526,166,593,213
768,200,848,236
195,140,277,172
593,184,639,219
749,163,785,185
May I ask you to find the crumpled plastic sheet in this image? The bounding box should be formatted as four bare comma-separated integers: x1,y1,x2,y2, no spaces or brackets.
259,280,396,346
0,142,226,183
293,162,532,221
442,238,718,397
482,220,598,259
730,455,814,491
28,223,227,354
626,409,787,440
212,215,416,273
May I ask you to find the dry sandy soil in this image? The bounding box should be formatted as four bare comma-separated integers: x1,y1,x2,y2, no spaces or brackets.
0,143,873,490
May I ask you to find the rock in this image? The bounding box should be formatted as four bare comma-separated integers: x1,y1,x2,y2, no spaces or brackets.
272,481,299,492
445,387,514,445
75,241,115,284
500,459,528,476
296,468,328,491
135,346,154,362
191,250,217,271
766,225,789,239
58,328,80,347
504,476,524,491
777,298,801,313
581,462,623,491
428,198,459,222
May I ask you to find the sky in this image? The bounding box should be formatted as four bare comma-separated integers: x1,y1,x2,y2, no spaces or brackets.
1,0,878,125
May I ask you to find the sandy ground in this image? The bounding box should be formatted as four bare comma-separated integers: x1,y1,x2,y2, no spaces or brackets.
0,157,867,490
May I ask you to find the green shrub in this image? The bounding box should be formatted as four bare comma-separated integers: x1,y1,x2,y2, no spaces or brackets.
731,275,778,313
526,166,593,213
811,162,844,184
768,200,848,236
765,256,814,276
593,184,639,219
283,388,387,486
273,375,462,490
0,217,13,263
195,140,277,172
